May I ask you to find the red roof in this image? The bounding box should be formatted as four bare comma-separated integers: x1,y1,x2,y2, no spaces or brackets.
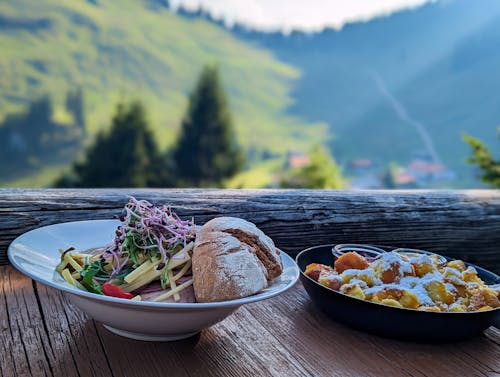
289,155,310,168
350,159,373,168
408,161,446,174
395,172,416,185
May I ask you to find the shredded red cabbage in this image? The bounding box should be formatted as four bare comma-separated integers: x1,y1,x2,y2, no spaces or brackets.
104,197,196,276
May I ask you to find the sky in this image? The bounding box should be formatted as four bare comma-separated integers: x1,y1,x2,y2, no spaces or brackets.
170,0,434,32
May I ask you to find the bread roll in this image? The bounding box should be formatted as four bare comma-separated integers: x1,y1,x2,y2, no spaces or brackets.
192,217,283,303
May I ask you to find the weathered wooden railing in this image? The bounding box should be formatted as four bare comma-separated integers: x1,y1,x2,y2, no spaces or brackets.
1,189,499,272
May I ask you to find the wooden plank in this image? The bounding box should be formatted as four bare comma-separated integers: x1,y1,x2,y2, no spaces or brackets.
1,264,500,377
95,325,193,377
0,266,54,377
1,189,500,272
245,287,419,377
245,284,500,377
95,306,313,377
35,283,115,377
485,326,500,346
360,326,500,377
0,266,113,377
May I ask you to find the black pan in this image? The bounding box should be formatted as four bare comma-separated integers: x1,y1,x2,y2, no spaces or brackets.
296,244,500,342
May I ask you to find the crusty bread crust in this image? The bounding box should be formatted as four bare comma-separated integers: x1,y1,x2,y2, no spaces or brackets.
199,217,283,279
192,217,283,303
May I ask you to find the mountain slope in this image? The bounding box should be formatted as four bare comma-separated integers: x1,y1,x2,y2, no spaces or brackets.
3,0,500,187
230,0,500,186
0,0,325,181
341,13,500,184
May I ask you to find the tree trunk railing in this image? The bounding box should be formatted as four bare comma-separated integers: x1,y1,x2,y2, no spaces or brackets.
1,188,499,272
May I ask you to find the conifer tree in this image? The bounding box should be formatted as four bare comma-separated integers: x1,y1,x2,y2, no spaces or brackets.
173,65,243,187
279,146,345,189
463,130,500,188
65,87,85,132
56,101,169,187
24,95,54,154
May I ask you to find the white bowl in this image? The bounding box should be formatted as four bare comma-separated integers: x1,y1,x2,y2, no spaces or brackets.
8,220,300,341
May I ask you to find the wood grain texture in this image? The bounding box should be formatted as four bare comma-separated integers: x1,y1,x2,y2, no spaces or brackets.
1,188,499,271
0,266,112,377
245,284,500,377
1,265,499,377
96,307,314,377
0,267,52,377
34,283,114,377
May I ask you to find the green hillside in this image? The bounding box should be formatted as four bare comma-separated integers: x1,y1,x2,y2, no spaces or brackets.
0,0,326,185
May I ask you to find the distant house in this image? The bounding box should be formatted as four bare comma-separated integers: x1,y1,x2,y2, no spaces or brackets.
407,161,456,185
285,151,310,169
349,159,374,170
394,171,418,188
408,160,445,174
346,159,382,189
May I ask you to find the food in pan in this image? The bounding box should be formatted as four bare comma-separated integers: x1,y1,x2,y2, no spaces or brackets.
305,251,500,312
56,198,283,303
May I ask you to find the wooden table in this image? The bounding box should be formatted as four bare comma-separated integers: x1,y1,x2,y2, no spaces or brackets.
2,264,500,377
1,189,500,376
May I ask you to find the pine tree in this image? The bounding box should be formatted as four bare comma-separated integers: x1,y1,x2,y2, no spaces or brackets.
24,95,54,155
65,88,85,132
463,130,500,188
279,146,345,189
173,65,243,187
56,101,170,187
382,163,398,189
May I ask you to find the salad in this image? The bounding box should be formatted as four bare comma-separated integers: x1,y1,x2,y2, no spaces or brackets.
56,197,197,302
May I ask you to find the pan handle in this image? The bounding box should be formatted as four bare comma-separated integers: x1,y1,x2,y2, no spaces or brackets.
332,244,386,260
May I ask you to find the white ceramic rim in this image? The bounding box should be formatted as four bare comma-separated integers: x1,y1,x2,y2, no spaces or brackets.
8,219,300,309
